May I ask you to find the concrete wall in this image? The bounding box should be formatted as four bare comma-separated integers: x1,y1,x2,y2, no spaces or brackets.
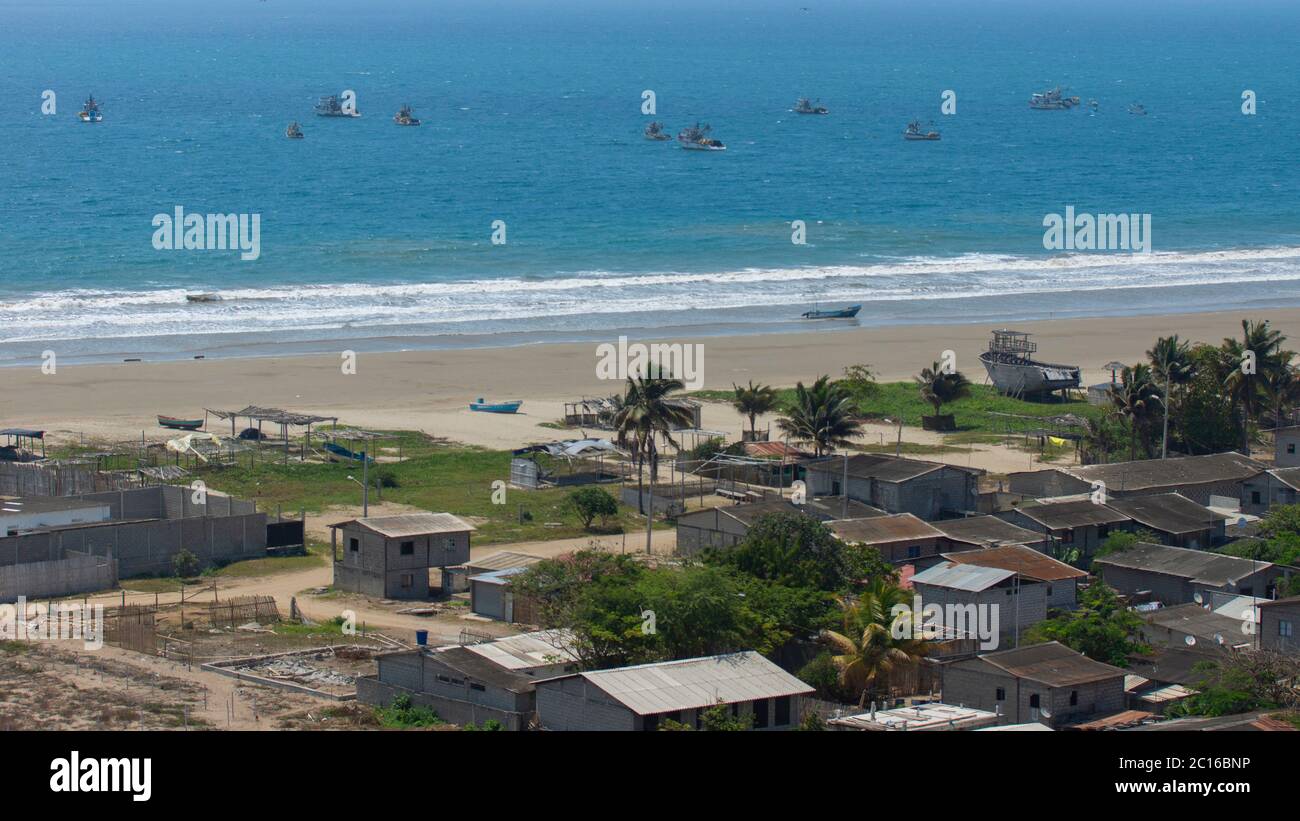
0,550,117,603
1259,601,1300,655
675,508,749,557
471,581,508,620
535,676,638,731
0,511,267,578
357,677,530,731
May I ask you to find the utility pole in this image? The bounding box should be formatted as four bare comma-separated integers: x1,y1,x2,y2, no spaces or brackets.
1161,348,1171,459
362,450,369,516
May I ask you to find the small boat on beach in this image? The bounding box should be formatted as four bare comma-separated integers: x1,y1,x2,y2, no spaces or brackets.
285,121,304,139
903,119,940,140
158,415,204,431
801,305,862,320
979,329,1081,397
470,398,523,413
324,441,374,462
78,95,103,123
677,122,726,151
792,97,829,115
393,104,420,126
644,121,672,140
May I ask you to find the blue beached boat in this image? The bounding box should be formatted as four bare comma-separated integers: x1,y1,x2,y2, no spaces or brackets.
323,442,373,462
470,398,523,413
801,304,861,320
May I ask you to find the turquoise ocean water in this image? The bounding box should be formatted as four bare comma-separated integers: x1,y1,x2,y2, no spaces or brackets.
1,0,1299,363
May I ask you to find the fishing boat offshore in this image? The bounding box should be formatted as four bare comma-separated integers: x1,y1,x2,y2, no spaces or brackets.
78,95,103,123
644,121,672,140
792,97,829,115
315,94,360,117
677,122,726,151
979,329,1081,397
1028,86,1081,110
285,121,304,139
903,119,940,140
393,104,420,126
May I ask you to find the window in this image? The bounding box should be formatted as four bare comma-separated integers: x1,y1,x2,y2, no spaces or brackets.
753,699,769,729
1061,530,1075,544
774,696,791,726
1098,525,1109,539
643,714,660,732
996,688,1006,701
1029,694,1041,709
1289,443,1296,455
907,545,921,559
1252,491,1262,505
400,573,414,588
349,537,359,552
1281,620,1294,638
400,540,415,556
469,683,486,692
1046,585,1054,597
1069,690,1078,706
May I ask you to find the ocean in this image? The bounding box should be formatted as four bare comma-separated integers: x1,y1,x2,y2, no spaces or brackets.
2,0,1299,364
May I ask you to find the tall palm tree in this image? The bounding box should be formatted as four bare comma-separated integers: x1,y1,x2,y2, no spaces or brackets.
611,376,695,551
915,362,973,418
1147,335,1195,456
1079,415,1120,465
1110,364,1163,461
1263,364,1300,431
1221,319,1288,455
819,581,928,707
731,380,778,441
775,375,863,456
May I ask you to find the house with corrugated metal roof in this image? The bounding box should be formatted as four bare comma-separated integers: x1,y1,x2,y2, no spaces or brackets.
940,641,1127,727
997,498,1133,561
828,513,950,566
804,454,983,520
358,629,579,730
944,543,1088,610
534,651,814,731
1103,493,1225,549
1093,542,1285,605
1006,452,1269,511
329,512,474,599
675,496,885,556
910,559,1047,638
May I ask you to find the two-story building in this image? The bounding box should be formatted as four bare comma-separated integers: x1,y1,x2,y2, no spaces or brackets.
330,512,474,599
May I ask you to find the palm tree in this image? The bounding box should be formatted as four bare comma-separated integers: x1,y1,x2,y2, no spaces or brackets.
1263,364,1300,432
1221,319,1288,455
819,581,928,707
611,376,696,551
731,380,778,441
1079,415,1120,464
1110,364,1163,461
915,362,973,419
775,375,863,456
1147,335,1195,456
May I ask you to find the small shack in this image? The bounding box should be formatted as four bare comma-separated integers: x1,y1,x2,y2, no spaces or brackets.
330,513,474,599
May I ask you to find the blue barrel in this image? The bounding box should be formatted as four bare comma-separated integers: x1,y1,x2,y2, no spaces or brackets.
415,630,429,646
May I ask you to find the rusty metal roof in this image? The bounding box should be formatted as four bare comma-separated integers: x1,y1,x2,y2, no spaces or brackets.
944,544,1087,582
1104,493,1223,535
931,515,1047,547
965,641,1125,687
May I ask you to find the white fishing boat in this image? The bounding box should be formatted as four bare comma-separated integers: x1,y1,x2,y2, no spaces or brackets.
979,329,1081,397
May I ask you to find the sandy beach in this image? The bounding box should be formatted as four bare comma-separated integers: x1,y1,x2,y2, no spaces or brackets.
4,309,1297,462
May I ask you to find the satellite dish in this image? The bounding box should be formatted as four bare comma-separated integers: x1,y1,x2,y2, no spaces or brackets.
1193,591,1203,604
1184,635,1197,646
1236,517,1248,530
1214,633,1225,645
1241,608,1255,623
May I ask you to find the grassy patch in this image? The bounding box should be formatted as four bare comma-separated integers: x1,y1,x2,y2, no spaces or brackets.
195,437,649,545
691,382,1101,436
